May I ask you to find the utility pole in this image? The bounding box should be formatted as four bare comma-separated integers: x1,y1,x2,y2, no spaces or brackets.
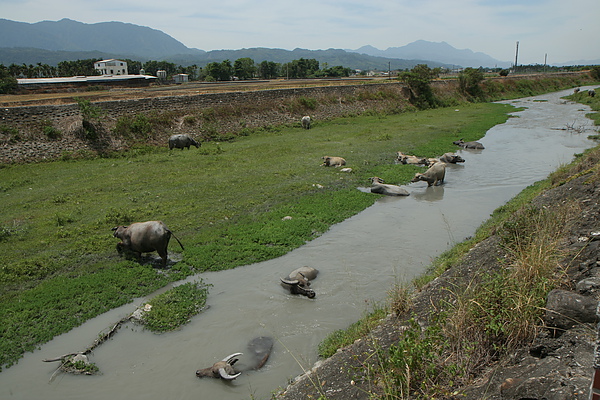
514,41,519,73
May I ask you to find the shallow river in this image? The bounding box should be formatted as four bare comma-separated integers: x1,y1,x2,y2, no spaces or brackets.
1,87,598,400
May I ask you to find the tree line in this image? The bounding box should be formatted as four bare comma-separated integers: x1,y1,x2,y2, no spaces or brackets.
0,57,353,83
1,56,596,95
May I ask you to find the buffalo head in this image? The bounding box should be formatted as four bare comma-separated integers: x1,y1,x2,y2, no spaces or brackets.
281,266,319,298
196,353,242,380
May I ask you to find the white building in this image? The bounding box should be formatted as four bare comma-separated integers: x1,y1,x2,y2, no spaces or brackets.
94,59,128,76
173,74,189,83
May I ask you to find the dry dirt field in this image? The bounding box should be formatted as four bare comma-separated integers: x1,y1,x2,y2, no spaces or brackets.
0,77,385,107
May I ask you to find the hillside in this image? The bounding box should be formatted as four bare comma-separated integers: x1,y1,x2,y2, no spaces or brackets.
349,40,511,68
3,18,595,70
0,18,200,59
0,18,482,69
168,47,450,70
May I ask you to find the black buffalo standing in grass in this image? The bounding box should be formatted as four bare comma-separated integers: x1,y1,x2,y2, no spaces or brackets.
168,134,200,150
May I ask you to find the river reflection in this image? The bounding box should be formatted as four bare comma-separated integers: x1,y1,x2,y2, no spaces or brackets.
0,87,598,400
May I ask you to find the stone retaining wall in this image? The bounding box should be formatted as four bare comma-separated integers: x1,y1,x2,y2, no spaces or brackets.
0,72,590,164
0,82,412,163
0,83,390,128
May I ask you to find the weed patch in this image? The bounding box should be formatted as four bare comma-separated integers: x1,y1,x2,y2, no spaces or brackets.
372,317,461,399
318,308,387,358
142,281,211,332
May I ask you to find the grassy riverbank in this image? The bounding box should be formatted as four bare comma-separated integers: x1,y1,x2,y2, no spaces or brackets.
0,74,595,373
0,102,512,371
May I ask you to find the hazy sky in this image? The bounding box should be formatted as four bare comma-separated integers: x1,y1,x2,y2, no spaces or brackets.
2,0,599,64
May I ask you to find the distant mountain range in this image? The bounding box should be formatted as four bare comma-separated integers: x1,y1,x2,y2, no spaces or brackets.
0,18,595,70
348,41,510,68
0,18,195,59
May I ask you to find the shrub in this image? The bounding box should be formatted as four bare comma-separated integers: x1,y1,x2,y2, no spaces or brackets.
113,114,152,139
0,124,20,142
147,110,176,127
183,115,197,125
399,64,441,109
458,68,485,100
43,123,62,140
75,97,102,120
590,66,600,81
75,98,103,141
0,69,18,94
298,96,318,110
374,317,460,398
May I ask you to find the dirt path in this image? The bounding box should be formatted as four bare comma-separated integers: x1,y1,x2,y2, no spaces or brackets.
0,77,383,107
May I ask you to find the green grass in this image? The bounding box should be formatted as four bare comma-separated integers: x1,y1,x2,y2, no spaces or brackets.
318,307,388,358
0,101,513,371
566,88,600,127
142,281,211,332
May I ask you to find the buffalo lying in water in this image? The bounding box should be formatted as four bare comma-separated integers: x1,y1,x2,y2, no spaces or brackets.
438,152,465,164
281,266,319,298
453,138,484,150
396,151,428,165
196,337,274,380
196,352,242,380
369,177,410,196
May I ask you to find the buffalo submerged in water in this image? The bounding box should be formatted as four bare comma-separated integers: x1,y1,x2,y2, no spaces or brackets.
196,337,274,380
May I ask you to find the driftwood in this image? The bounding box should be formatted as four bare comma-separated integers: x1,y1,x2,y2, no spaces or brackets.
43,313,134,380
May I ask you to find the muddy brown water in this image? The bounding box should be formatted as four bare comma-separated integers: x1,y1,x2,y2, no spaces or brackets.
1,88,598,400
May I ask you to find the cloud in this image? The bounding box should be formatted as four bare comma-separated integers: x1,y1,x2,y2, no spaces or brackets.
1,0,598,64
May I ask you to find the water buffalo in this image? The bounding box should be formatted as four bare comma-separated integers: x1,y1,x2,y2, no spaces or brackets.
411,162,446,186
281,266,319,298
168,134,200,150
453,139,484,150
396,151,428,165
245,336,274,370
321,156,346,167
438,152,465,164
370,177,410,196
112,221,184,267
196,353,242,380
301,116,312,129
196,337,274,380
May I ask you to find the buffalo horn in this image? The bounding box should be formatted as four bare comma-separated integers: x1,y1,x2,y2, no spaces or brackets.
222,352,243,364
219,352,243,380
280,277,299,285
218,368,241,380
